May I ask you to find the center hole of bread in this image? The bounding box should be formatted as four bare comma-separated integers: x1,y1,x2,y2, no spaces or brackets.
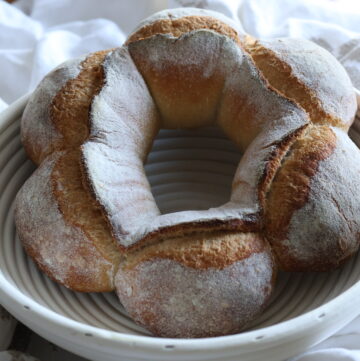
144,126,242,214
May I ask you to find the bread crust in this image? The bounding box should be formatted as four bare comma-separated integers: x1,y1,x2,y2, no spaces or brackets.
124,232,266,270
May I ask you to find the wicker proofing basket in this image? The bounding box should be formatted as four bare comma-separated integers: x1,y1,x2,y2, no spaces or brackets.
0,91,359,361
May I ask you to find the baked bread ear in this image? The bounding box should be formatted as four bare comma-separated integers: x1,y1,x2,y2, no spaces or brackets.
15,8,358,337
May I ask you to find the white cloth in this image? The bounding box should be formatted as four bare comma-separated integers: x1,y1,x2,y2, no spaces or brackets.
0,0,360,360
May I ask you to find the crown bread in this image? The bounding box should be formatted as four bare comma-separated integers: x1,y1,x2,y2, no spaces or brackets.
15,8,358,337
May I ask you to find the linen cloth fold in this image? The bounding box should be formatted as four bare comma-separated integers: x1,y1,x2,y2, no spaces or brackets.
0,0,360,360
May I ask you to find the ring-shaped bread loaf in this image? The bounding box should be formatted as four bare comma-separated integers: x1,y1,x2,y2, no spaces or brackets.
15,8,358,338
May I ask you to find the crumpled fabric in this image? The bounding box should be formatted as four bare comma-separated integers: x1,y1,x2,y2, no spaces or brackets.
0,0,360,360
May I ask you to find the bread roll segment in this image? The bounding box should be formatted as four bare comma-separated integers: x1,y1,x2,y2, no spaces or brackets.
266,126,360,271
15,151,118,292
17,50,121,292
116,233,275,338
245,37,356,127
15,8,358,337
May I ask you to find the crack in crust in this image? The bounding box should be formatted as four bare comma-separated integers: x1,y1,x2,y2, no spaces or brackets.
50,51,121,269
124,213,260,253
123,232,267,270
126,15,241,46
50,50,109,151
258,125,309,211
52,150,120,266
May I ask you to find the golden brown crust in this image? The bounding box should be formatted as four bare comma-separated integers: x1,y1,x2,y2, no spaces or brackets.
124,213,260,253
52,150,120,266
265,125,337,267
126,16,241,45
258,124,309,209
50,50,109,154
128,41,226,129
124,232,266,270
244,36,346,129
20,230,114,293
